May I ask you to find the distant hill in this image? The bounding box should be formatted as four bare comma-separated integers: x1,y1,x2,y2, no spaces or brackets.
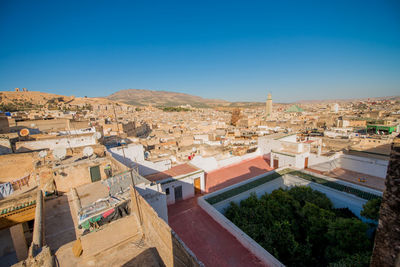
0,91,122,111
106,89,228,107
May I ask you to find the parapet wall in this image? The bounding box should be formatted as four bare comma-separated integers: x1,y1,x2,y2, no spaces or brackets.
130,186,203,267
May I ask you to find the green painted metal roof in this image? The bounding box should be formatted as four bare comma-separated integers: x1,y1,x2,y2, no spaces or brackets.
285,104,304,113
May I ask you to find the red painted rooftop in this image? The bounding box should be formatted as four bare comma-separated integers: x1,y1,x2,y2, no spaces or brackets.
168,156,274,266
206,156,274,193
144,163,201,182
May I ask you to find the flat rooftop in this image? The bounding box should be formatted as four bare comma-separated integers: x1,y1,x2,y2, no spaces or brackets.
144,163,201,182
206,156,273,193
307,167,385,192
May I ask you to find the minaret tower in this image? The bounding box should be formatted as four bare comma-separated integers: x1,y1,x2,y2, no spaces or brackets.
266,93,272,117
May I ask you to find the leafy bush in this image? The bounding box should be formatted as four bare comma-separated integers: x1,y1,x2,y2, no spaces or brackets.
224,186,373,266
361,198,381,221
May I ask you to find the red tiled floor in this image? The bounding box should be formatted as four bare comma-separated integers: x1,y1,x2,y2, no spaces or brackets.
168,197,267,267
168,156,274,267
206,156,274,193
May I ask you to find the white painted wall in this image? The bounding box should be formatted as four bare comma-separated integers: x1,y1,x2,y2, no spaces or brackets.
270,152,296,168
279,135,297,142
15,135,97,151
58,127,96,136
109,144,171,176
257,137,282,154
109,144,144,162
190,151,261,173
308,152,340,166
190,156,219,172
294,151,310,169
160,171,205,205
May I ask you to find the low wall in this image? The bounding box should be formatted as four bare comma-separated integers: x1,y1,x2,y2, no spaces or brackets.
80,215,140,258
308,152,340,167
15,134,97,152
130,187,203,267
191,151,261,173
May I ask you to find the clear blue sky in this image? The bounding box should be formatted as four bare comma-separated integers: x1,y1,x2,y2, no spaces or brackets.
0,0,399,102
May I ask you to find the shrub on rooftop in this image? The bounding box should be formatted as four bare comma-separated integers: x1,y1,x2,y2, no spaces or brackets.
224,186,373,267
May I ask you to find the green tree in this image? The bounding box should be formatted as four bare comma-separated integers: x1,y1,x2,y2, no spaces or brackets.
360,198,381,221
224,187,373,266
261,220,300,266
288,186,333,210
325,218,371,263
329,252,371,267
301,202,335,260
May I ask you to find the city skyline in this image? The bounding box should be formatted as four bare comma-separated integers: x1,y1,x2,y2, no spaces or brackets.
0,1,399,102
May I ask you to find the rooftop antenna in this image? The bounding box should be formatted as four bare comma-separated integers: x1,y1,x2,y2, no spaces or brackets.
53,147,67,161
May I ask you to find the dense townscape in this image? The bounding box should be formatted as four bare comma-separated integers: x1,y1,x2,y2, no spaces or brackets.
0,88,399,266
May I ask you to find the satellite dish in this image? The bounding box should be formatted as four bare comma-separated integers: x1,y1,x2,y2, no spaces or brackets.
83,146,94,157
20,128,30,137
53,147,67,161
39,150,47,158
93,132,102,140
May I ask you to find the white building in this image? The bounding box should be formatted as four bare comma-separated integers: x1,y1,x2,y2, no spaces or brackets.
258,134,311,169
108,143,171,176
144,163,205,205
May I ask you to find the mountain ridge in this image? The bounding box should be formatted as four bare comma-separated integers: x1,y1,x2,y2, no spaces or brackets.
106,89,228,107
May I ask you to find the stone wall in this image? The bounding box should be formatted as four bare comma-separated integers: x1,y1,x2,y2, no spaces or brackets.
371,135,400,266
130,186,203,267
0,137,13,155
16,119,69,132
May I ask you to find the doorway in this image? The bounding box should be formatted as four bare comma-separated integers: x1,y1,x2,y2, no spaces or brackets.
273,158,279,169
304,157,309,169
174,186,183,201
90,166,101,182
194,178,201,195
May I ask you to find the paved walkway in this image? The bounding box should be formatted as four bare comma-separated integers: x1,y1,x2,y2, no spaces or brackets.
168,156,274,267
168,197,267,267
206,156,273,193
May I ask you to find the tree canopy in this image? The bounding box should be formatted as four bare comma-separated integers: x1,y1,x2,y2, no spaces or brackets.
224,186,374,267
361,198,381,221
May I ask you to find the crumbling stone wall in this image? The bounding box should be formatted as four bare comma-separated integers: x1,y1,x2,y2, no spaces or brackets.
370,135,400,266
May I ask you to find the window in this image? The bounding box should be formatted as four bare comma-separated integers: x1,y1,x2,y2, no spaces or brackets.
165,188,170,195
